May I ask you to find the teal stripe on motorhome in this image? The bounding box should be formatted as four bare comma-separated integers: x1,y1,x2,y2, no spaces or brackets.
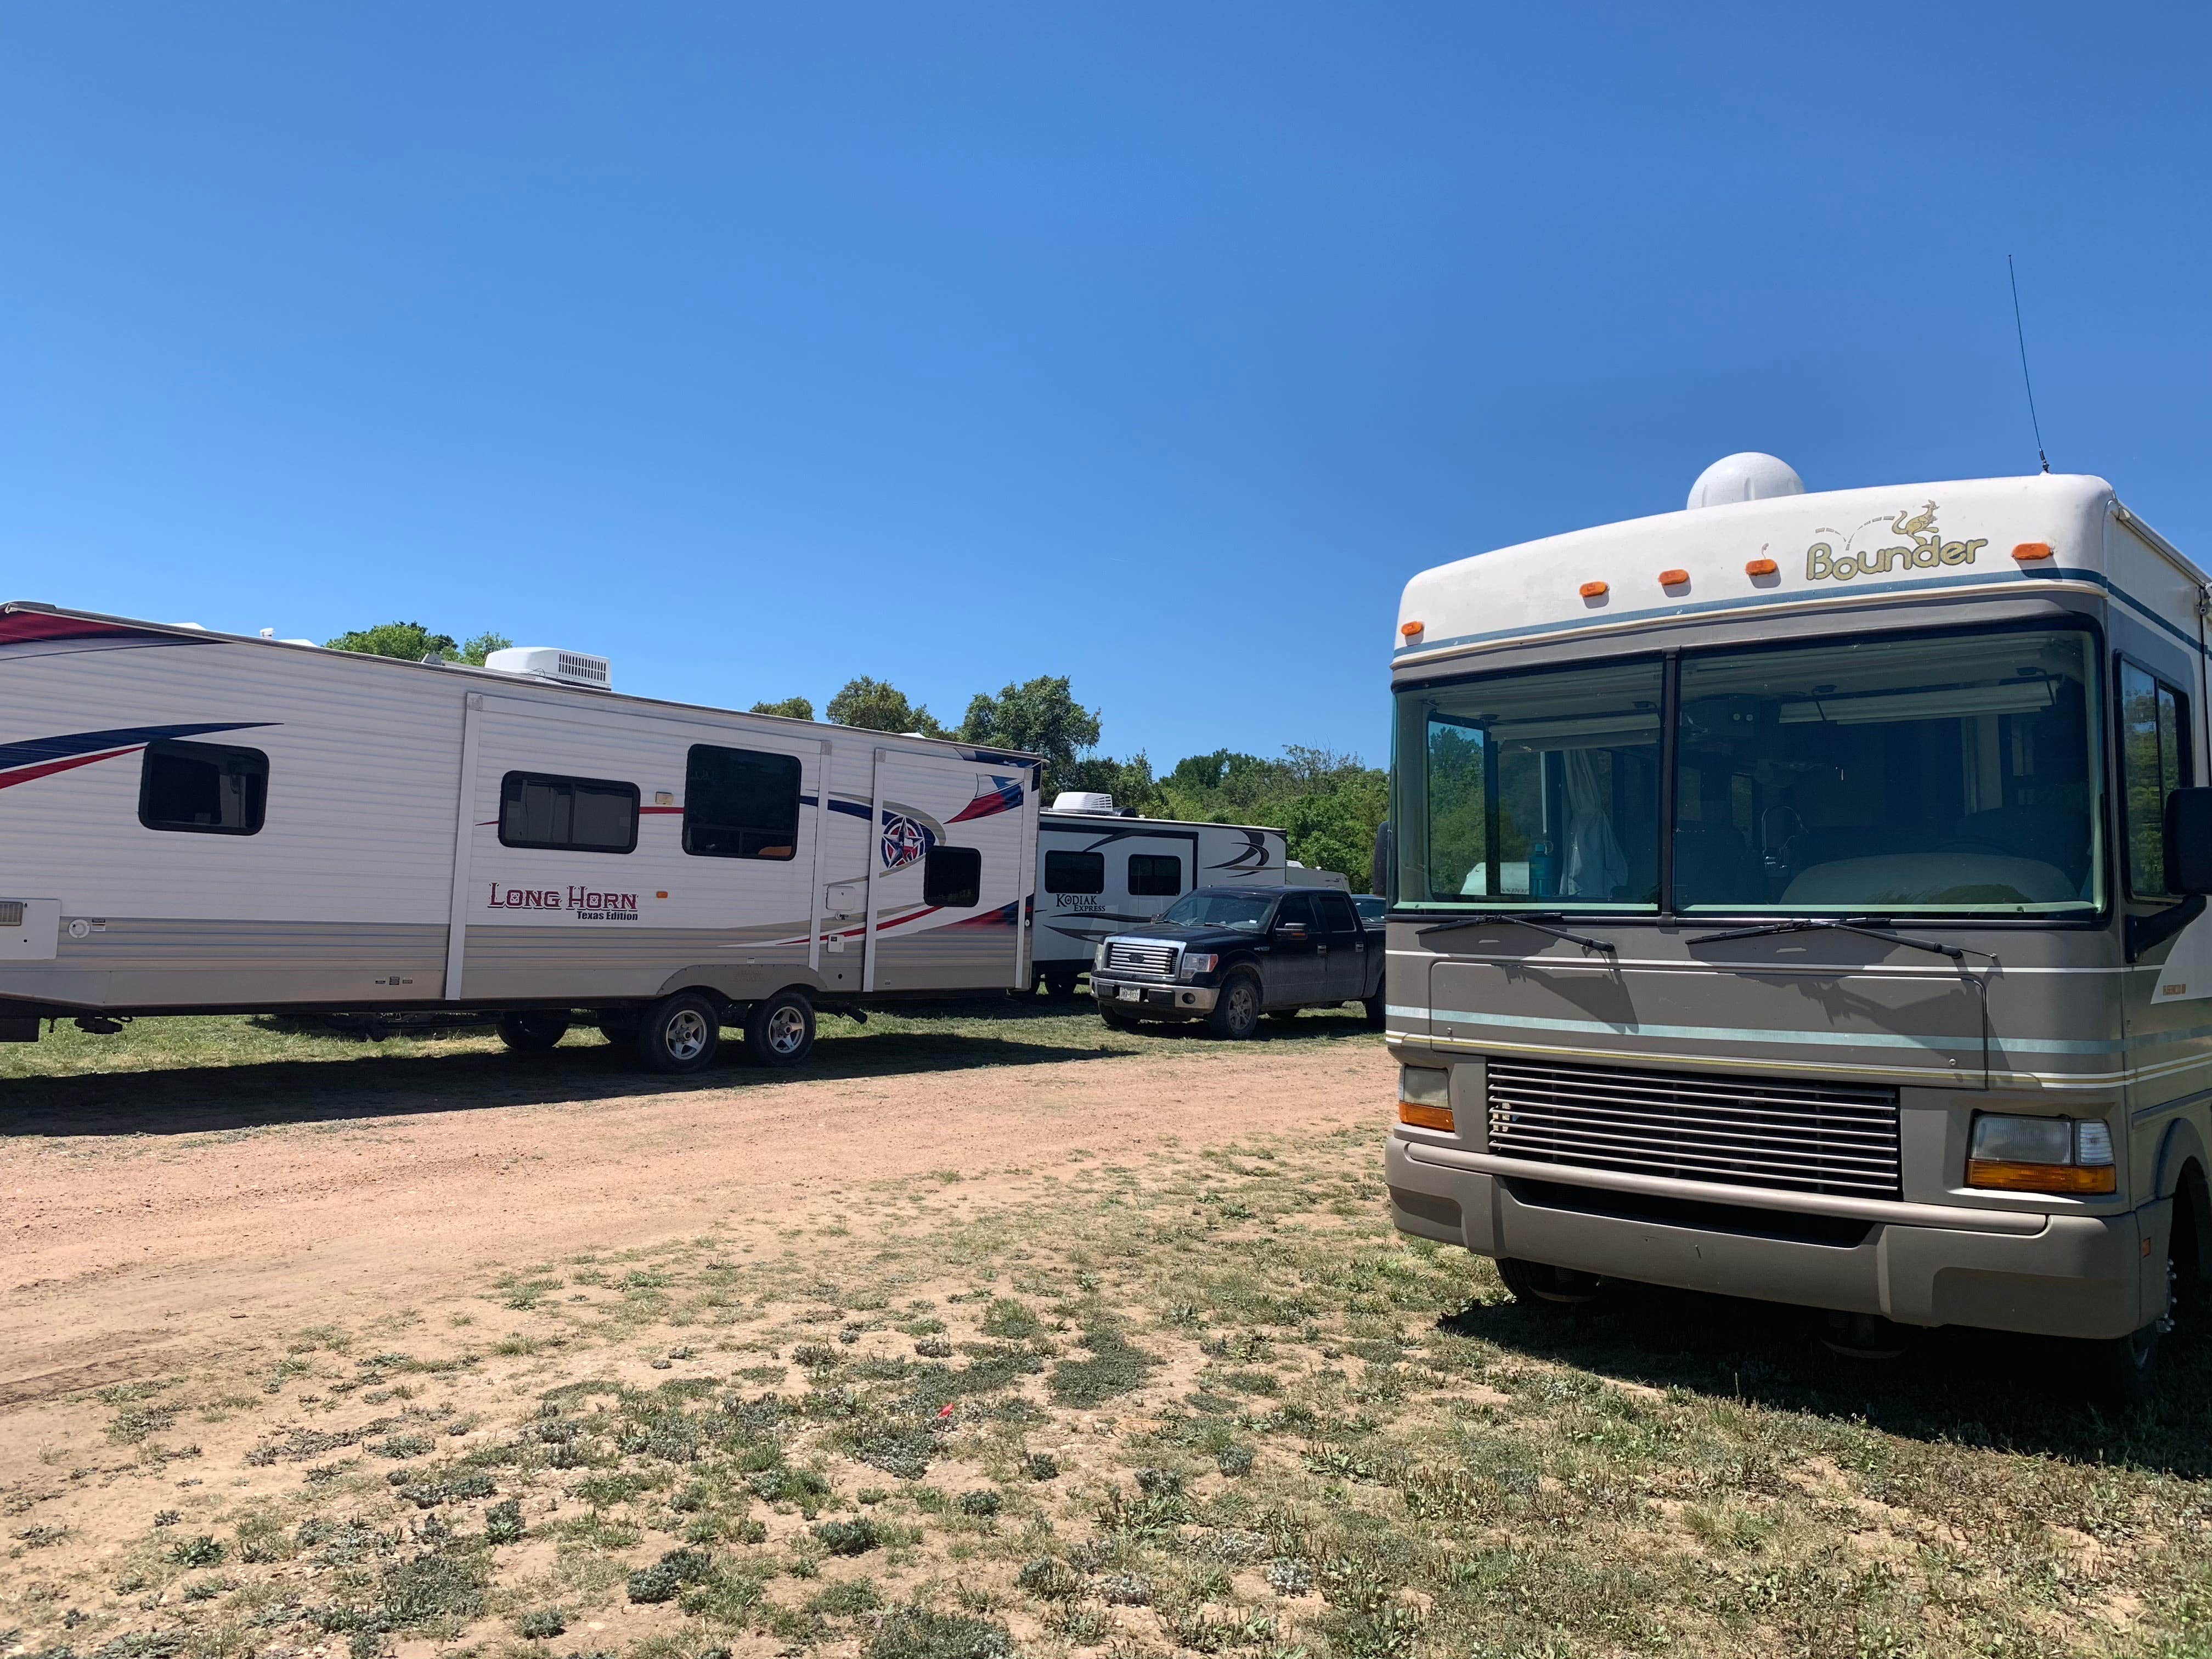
1389,1005,2124,1055
1393,566,2200,664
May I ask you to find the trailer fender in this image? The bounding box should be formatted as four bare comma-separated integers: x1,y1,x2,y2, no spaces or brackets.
655,965,828,1004
2152,1115,2212,1284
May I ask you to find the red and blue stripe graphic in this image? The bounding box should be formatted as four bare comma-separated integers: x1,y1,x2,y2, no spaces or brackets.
0,723,274,792
947,773,1025,823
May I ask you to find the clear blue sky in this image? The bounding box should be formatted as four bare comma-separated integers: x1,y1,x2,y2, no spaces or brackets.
3,5,2205,768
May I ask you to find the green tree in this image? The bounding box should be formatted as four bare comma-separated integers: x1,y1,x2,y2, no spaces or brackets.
826,676,946,737
958,676,1102,789
1056,752,1161,814
751,696,816,721
326,622,509,665
1148,743,1387,889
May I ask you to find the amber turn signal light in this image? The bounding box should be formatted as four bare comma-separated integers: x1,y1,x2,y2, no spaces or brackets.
1966,1159,2115,1195
1400,620,1424,637
2012,541,2053,561
1578,580,1608,599
1658,568,1689,586
1745,557,1778,576
1398,1101,1454,1132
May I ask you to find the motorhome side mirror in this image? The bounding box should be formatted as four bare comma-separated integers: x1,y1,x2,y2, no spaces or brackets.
1274,921,1309,940
2165,787,2212,894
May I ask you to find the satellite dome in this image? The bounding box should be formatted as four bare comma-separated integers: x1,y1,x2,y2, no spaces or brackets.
1687,453,1804,510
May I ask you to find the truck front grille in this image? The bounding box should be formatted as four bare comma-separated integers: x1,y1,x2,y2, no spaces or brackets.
1105,941,1178,978
1485,1059,1901,1200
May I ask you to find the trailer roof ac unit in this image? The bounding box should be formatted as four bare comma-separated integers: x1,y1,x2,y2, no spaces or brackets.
483,646,613,690
1051,791,1116,814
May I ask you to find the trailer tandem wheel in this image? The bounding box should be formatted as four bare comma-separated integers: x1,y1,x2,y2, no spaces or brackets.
743,989,816,1068
635,991,723,1074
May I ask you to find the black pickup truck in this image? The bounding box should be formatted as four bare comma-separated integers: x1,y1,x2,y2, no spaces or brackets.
1090,885,1385,1039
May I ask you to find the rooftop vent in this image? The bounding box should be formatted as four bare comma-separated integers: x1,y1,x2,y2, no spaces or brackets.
1051,791,1116,814
1687,453,1804,510
483,646,613,690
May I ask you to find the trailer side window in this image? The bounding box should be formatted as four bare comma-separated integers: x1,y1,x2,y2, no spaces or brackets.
923,845,982,908
499,772,639,854
1044,850,1105,894
684,745,801,860
139,740,268,836
1128,854,1182,897
2119,661,2192,900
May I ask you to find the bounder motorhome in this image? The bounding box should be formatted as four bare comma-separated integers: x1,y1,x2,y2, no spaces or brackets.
0,605,1042,1072
1381,457,2212,1396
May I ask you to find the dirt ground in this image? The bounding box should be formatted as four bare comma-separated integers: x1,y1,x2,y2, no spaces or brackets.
0,1035,1391,1431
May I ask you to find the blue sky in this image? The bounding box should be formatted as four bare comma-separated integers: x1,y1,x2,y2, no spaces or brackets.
3,4,2205,767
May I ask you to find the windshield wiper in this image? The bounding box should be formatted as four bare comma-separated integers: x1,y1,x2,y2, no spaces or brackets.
1418,912,1617,953
1689,916,1989,963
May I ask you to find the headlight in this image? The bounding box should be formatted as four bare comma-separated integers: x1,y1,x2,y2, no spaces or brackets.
1094,943,1108,970
1397,1065,1453,1131
1966,1114,2116,1195
1177,952,1217,980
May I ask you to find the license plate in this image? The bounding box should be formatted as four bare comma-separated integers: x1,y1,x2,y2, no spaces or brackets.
1118,986,1141,1002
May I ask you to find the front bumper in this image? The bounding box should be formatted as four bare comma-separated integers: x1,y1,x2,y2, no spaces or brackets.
1091,974,1217,1015
1385,1133,2163,1341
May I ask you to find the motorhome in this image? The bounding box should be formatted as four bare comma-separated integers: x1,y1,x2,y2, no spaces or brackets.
0,605,1042,1071
1381,457,2212,1396
1029,792,1285,995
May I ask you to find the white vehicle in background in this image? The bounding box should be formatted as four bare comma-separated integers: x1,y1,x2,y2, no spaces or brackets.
1029,792,1286,997
0,605,1042,1072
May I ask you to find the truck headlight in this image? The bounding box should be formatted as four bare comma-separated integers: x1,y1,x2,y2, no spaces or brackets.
1178,953,1217,980
1094,943,1108,971
1966,1114,2116,1195
1397,1065,1453,1131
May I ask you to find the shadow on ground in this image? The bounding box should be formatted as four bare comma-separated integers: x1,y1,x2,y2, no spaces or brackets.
0,999,1379,1139
1438,1277,2212,1477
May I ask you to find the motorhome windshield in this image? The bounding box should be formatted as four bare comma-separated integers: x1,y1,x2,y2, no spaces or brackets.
1160,892,1275,930
1394,623,2104,918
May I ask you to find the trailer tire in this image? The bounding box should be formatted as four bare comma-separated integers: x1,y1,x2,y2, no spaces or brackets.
1043,968,1081,1001
635,992,722,1074
1205,971,1263,1041
496,1011,569,1052
743,990,816,1068
596,1017,638,1046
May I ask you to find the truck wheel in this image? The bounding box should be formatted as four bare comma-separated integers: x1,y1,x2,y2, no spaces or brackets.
634,991,722,1075
743,990,816,1068
1206,972,1263,1041
1496,1257,1606,1306
1362,994,1386,1029
1099,1008,1141,1031
496,1011,569,1052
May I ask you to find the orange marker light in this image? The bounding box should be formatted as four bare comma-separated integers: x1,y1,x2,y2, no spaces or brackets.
1658,568,1689,586
1400,620,1424,637
2012,541,2053,561
656,891,669,899
1398,1101,1454,1132
1745,557,1778,576
1579,580,1608,599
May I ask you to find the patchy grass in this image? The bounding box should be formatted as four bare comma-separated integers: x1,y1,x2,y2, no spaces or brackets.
7,1119,2212,1658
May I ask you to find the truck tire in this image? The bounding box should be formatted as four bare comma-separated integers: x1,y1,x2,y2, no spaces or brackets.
1496,1257,1606,1306
1205,972,1263,1041
496,1011,569,1052
635,991,722,1075
1099,1008,1141,1031
743,989,816,1068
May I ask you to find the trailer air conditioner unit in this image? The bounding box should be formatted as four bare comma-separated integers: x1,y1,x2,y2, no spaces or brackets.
1051,791,1116,813
483,646,613,690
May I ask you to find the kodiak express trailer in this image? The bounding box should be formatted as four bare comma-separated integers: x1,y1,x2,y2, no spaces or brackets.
1381,456,2212,1397
1029,791,1286,996
0,605,1042,1071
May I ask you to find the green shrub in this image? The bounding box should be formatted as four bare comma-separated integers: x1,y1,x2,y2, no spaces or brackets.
811,1518,883,1556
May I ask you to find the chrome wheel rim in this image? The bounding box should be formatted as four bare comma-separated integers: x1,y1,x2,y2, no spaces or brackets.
1229,984,1256,1023
665,1009,710,1062
765,1005,808,1054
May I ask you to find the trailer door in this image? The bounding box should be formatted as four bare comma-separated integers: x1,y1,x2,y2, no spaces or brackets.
863,747,1031,994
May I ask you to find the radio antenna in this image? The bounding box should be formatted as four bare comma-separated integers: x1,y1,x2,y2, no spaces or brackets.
2007,254,2051,473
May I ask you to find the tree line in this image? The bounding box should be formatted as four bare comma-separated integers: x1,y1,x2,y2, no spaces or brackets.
328,624,1384,884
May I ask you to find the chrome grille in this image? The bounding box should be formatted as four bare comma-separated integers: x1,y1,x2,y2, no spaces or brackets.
1105,941,1177,978
1486,1059,1900,1200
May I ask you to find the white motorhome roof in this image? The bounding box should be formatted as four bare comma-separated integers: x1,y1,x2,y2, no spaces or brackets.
1040,809,1285,837
1394,472,2203,673
0,602,1043,766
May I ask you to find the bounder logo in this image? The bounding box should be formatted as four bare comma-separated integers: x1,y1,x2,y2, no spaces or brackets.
1805,503,1987,583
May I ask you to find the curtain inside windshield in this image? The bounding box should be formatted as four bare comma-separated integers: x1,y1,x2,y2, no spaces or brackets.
1395,660,1663,909
1674,628,2101,914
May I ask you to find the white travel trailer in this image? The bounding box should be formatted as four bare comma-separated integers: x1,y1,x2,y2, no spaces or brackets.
1029,793,1286,995
1382,458,2212,1398
0,604,1042,1071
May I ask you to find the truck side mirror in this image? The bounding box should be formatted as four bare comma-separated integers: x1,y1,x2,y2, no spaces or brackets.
2166,788,2212,894
1274,921,1309,940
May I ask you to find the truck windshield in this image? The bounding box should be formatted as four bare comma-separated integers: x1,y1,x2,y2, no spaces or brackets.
1160,893,1275,930
1394,623,2104,918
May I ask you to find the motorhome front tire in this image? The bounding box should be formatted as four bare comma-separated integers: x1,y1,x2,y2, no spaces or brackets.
743,990,816,1068
496,1011,569,1052
636,991,722,1074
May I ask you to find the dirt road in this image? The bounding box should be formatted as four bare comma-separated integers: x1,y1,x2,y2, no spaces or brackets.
0,1035,1391,1412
